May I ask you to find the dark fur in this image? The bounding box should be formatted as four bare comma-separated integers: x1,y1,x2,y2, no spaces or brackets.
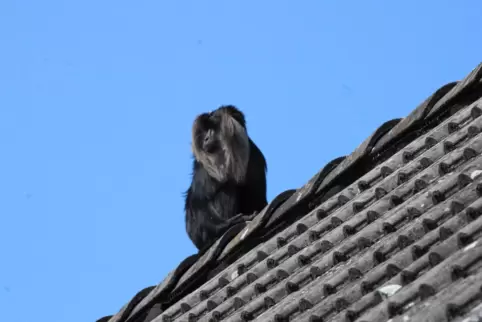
185,106,267,251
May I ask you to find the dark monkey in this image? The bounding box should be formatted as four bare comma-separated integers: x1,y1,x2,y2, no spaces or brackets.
184,105,268,251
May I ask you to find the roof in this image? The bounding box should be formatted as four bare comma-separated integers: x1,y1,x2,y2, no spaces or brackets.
98,62,482,322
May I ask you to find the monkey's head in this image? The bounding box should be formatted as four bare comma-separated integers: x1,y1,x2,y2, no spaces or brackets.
191,105,250,183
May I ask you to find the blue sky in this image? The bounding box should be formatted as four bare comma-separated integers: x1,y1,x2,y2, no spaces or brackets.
0,1,481,321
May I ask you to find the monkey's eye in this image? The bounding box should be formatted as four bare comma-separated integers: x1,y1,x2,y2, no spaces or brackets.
204,131,211,143
203,129,218,152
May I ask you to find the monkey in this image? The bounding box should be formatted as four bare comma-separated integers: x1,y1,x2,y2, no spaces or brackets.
184,105,268,251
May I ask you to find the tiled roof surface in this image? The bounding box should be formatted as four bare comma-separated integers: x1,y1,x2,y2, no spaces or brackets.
99,62,482,322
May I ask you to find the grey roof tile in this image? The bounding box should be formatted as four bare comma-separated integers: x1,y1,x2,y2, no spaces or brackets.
99,62,482,322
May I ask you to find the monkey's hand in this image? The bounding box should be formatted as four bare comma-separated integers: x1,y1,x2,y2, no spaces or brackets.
243,211,259,221
229,211,258,224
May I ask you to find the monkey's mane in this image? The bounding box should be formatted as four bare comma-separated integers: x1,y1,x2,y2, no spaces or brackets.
191,106,250,183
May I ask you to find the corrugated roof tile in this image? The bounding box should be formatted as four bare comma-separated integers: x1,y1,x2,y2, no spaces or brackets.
99,63,482,322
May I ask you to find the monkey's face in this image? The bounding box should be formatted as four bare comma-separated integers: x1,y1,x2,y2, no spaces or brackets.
192,106,246,155
193,113,222,155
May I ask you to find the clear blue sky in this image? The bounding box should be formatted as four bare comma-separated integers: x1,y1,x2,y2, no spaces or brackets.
0,1,481,321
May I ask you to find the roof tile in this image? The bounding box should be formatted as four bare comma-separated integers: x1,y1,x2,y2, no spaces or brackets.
100,63,482,322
